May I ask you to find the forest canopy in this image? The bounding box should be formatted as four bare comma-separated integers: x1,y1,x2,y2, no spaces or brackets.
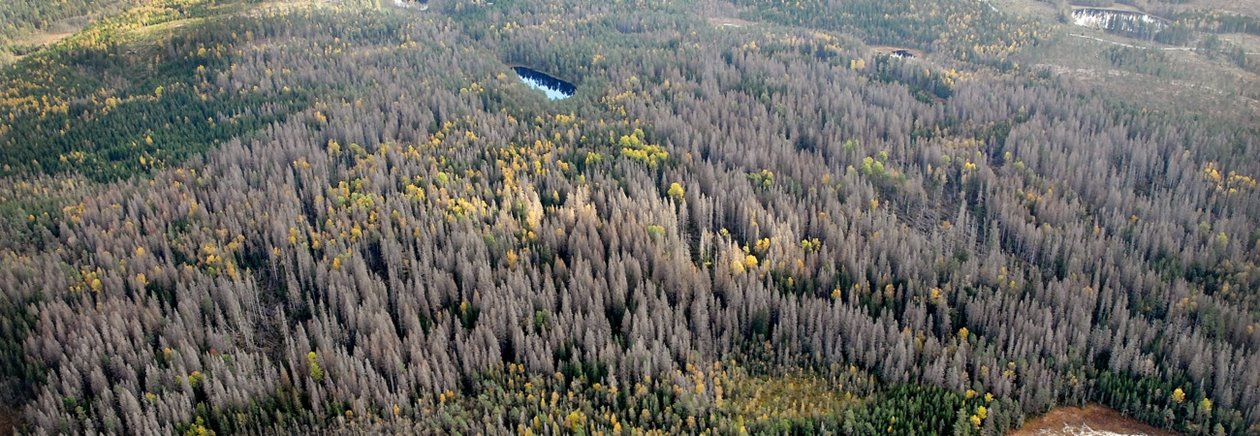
1,0,1259,434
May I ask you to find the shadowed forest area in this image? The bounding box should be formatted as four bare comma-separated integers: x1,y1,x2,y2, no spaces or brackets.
1,0,1259,434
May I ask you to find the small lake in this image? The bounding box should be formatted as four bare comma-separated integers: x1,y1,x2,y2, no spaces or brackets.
394,0,429,10
1072,8,1167,39
873,46,923,59
513,66,575,100
890,50,915,59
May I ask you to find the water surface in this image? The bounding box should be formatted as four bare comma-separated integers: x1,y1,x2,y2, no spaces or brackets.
1072,8,1166,39
513,66,575,100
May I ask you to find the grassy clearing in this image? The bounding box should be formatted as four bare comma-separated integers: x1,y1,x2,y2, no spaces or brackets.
721,366,871,423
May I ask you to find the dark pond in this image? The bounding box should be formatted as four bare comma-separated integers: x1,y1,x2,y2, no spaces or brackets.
394,0,429,10
891,50,915,59
513,66,575,100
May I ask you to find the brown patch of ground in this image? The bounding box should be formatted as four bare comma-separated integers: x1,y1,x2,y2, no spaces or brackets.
4,18,85,64
0,407,18,435
1220,33,1260,55
1017,6,1260,114
993,0,1063,23
5,29,77,62
1154,0,1260,19
1011,404,1178,436
17,30,75,47
698,0,756,29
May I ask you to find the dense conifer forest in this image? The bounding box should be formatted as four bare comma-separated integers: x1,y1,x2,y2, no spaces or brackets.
1,0,1259,433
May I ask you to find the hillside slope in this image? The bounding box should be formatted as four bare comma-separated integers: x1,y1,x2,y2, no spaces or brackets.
0,0,149,64
1,0,1259,433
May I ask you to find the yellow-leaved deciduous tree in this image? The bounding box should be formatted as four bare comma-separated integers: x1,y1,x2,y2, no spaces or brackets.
668,182,685,201
524,188,544,231
743,254,758,269
505,249,520,269
1172,388,1186,404
307,352,324,381
564,410,585,430
754,237,771,254
620,128,669,166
